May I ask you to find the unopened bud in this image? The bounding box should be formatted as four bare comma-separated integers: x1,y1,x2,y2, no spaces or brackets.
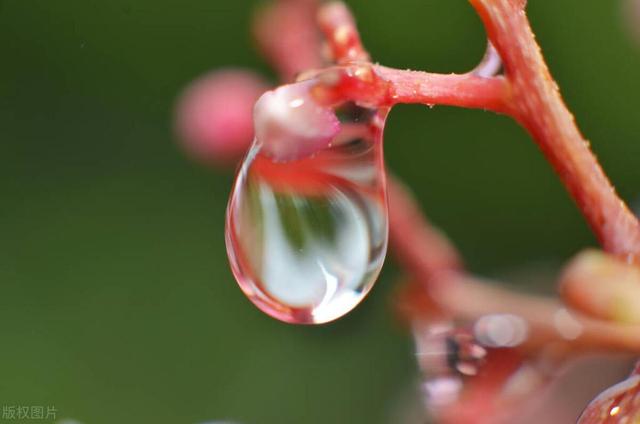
559,249,640,324
253,79,340,161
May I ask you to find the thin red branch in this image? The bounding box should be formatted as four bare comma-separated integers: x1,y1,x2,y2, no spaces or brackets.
430,272,640,354
232,1,640,420
316,2,510,114
392,178,640,356
311,1,640,355
316,0,640,261
248,0,640,357
470,0,640,261
317,1,369,63
375,66,510,113
307,64,509,114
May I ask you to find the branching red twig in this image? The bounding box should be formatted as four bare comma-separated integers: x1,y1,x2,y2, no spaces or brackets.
311,4,640,421
470,0,640,261
248,0,640,352
178,0,640,421
391,178,640,356
316,0,640,261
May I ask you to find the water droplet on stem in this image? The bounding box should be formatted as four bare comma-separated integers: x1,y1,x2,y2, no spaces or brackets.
226,79,389,324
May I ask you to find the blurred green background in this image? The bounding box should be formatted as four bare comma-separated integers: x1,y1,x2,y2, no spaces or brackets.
1,0,639,423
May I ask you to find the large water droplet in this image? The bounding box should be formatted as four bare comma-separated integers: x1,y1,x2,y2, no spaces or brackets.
225,79,389,324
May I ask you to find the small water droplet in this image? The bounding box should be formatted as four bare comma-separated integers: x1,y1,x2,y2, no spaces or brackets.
578,367,640,423
226,79,389,324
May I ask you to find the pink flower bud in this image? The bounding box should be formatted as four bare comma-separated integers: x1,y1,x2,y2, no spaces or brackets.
175,69,268,166
559,249,640,324
253,79,341,161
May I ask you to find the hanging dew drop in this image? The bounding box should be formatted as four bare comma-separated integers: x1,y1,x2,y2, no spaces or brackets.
225,78,389,324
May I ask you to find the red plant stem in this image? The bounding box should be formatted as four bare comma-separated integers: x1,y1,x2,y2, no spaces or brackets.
392,179,640,355
317,0,640,260
374,66,510,113
251,0,640,355
470,0,640,261
306,65,509,115
431,272,640,354
317,1,369,63
314,0,640,357
315,2,510,113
